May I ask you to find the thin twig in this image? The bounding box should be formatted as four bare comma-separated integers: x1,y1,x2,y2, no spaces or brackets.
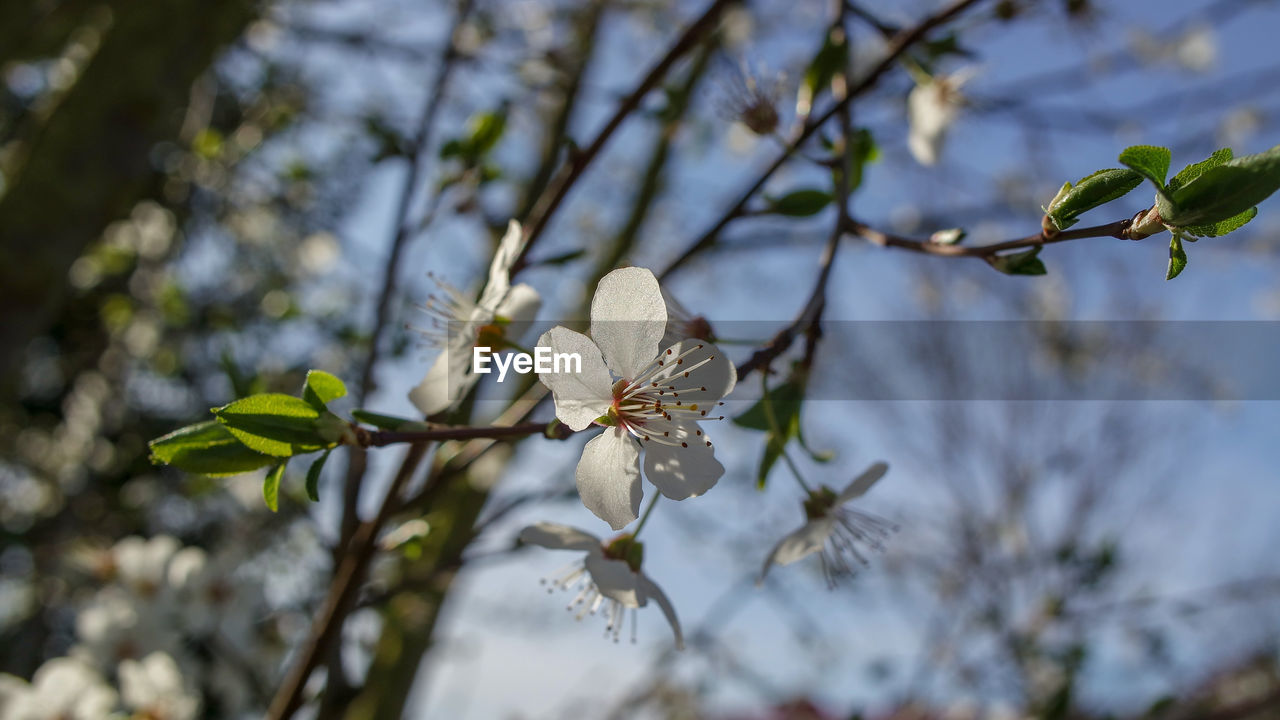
846,217,1132,257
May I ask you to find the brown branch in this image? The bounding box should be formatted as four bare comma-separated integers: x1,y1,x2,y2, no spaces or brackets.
511,0,738,272
354,421,572,447
845,217,1133,258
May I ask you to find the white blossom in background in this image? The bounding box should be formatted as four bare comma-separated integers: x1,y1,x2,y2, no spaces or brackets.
0,657,118,720
119,652,201,720
410,219,542,416
109,534,181,603
760,462,896,587
537,267,737,529
520,522,683,648
907,68,976,166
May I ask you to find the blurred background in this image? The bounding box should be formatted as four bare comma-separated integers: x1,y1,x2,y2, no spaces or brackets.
3,0,1280,718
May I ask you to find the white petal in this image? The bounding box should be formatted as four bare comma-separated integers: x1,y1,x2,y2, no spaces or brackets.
409,348,475,416
584,553,643,607
837,461,889,503
518,522,600,552
478,219,525,309
642,423,723,500
651,339,736,404
536,326,613,431
494,282,541,326
639,574,684,650
759,518,833,582
590,267,667,379
576,429,643,530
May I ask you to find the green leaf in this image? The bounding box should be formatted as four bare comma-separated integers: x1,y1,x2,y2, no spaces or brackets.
846,127,878,193
263,462,286,512
1161,144,1280,227
796,26,848,116
1185,206,1257,237
303,370,347,411
988,246,1047,276
148,420,277,477
1166,234,1187,280
351,409,420,430
305,450,330,502
530,249,586,267
1118,145,1172,196
734,375,807,489
213,393,327,457
766,189,833,217
1045,168,1143,231
1167,147,1232,194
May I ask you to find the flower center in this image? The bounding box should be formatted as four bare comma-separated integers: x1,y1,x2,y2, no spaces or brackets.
603,534,644,573
603,344,726,449
803,486,840,521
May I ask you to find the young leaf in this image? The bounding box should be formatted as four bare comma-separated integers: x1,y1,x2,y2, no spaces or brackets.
1044,168,1143,231
1166,147,1232,194
1118,145,1172,196
734,373,807,489
796,26,848,117
148,420,277,477
765,189,833,217
305,450,330,502
303,370,347,411
351,409,421,430
263,462,286,512
213,393,328,457
1160,144,1280,227
530,249,587,267
1166,234,1188,280
845,127,878,193
1185,206,1257,237
988,246,1047,276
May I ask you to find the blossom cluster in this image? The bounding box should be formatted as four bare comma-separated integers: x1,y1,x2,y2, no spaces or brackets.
0,534,282,719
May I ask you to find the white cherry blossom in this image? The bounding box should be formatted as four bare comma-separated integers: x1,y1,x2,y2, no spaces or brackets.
907,68,976,166
0,657,118,720
760,462,896,587
118,651,201,720
409,219,542,416
520,522,683,649
537,267,736,529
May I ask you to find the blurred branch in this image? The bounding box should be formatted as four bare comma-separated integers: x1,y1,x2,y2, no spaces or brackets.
658,0,990,279
510,0,740,272
266,443,428,720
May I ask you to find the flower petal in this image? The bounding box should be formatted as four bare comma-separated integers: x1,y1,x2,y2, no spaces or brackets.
642,422,723,500
639,574,684,650
584,553,643,607
759,518,833,583
495,282,541,326
651,339,736,405
536,326,613,431
576,429,643,530
410,352,459,416
590,267,667,380
478,219,525,310
518,522,600,552
836,461,889,503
